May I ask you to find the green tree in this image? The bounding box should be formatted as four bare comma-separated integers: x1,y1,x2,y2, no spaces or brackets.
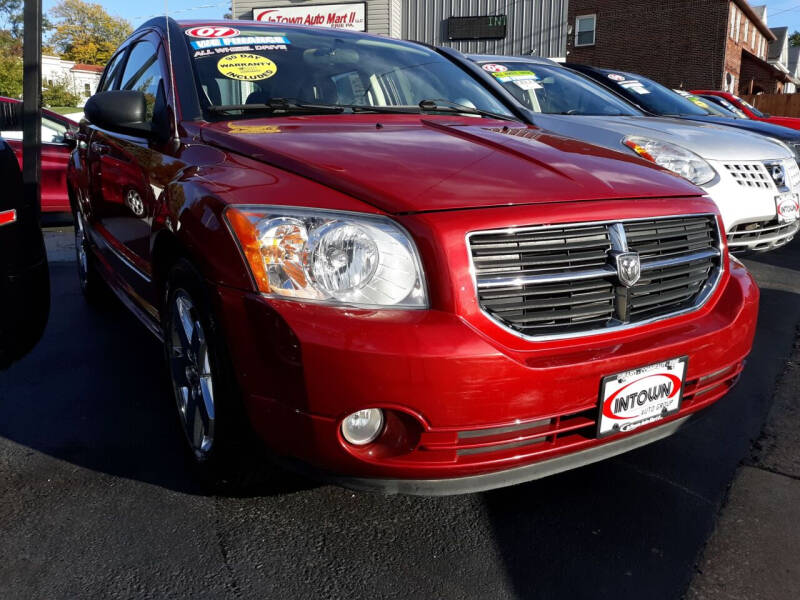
49,0,131,65
42,75,79,107
0,30,21,97
790,31,800,47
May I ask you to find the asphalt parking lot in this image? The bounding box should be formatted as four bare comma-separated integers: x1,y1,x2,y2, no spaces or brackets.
1,228,799,600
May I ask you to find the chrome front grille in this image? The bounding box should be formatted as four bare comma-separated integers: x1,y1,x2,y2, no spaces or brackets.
728,218,799,251
469,215,723,339
723,162,772,189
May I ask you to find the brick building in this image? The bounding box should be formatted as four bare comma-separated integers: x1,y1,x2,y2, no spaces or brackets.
566,0,791,94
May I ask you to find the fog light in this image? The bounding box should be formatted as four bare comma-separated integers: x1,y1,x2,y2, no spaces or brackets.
341,409,384,445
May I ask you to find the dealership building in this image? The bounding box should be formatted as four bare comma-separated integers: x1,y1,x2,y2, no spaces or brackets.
231,0,568,58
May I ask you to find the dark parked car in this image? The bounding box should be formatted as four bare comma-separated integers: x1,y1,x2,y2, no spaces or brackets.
564,66,800,161
0,135,50,369
68,19,758,493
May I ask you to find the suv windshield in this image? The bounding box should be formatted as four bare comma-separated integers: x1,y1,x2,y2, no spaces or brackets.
673,90,740,118
595,71,711,117
476,60,639,116
184,26,512,118
733,94,769,118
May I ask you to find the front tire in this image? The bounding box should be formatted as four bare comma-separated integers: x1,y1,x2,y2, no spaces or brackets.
162,259,250,487
73,207,106,303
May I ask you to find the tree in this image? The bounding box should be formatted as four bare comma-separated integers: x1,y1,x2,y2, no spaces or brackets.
42,75,79,107
0,30,21,97
790,31,800,47
49,0,131,65
0,0,22,40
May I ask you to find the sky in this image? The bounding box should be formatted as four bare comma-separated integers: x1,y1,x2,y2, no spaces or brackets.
40,0,800,31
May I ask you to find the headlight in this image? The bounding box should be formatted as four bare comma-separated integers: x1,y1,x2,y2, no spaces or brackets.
225,206,428,308
623,136,716,185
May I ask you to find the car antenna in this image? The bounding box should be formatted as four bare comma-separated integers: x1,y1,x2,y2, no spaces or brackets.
164,1,180,149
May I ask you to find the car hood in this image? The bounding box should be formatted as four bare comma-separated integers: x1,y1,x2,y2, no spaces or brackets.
765,115,800,131
529,114,793,161
680,115,800,142
200,115,702,214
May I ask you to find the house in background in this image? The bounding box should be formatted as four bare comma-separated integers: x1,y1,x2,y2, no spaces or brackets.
788,46,800,94
566,0,794,94
42,55,103,106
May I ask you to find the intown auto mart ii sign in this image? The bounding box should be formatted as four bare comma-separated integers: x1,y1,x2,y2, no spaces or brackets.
253,3,366,31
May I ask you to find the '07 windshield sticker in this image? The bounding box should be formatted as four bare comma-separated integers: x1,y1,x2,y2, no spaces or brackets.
217,53,277,81
185,26,240,38
482,63,508,73
607,73,625,81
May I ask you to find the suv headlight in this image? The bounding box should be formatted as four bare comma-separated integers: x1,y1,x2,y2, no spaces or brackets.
623,136,716,186
226,206,428,308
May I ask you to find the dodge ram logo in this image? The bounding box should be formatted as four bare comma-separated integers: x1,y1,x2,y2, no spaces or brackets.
614,252,641,287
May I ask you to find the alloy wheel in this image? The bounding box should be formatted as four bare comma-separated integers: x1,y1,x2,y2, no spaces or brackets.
168,290,216,459
74,210,89,288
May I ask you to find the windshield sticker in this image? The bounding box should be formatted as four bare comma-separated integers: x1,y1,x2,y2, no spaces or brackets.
619,80,650,95
482,63,508,73
514,79,542,91
607,73,625,81
190,36,290,50
185,26,241,38
217,54,277,81
689,98,710,108
194,43,287,58
492,70,538,83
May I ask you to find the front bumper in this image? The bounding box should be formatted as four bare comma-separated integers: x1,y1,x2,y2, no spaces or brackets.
214,253,758,491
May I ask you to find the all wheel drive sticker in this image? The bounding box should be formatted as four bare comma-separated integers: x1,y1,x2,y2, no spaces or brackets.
187,27,291,59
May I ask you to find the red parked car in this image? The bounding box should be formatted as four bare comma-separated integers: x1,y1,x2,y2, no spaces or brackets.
68,19,759,494
0,97,78,213
691,90,800,131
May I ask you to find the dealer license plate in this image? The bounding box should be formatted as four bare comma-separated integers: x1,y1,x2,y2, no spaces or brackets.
776,192,799,224
597,357,688,438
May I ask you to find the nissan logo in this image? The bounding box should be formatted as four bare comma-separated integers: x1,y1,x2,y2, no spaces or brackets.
768,163,786,188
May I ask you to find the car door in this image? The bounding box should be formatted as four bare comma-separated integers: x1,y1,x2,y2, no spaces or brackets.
85,32,184,315
39,114,76,212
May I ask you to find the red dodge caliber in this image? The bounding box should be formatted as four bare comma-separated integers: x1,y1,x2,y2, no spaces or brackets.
68,19,759,494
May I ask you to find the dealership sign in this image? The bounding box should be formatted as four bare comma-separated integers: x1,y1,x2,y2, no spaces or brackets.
253,3,366,31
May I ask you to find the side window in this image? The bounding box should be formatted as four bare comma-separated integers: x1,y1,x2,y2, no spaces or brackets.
42,116,68,144
100,51,126,92
119,41,164,120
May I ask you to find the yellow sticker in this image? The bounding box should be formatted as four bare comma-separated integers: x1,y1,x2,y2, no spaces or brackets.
226,122,281,134
217,53,276,81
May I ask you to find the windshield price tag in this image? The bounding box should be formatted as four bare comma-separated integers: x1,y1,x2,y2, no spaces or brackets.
597,357,687,438
776,192,800,223
619,80,650,95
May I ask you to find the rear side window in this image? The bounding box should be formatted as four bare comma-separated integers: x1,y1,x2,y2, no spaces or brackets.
100,51,126,92
119,41,165,120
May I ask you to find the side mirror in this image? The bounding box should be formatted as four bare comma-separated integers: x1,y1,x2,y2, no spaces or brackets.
84,91,154,138
63,128,78,149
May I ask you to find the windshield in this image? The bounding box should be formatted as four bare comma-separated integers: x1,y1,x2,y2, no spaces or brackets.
700,95,749,118
184,26,512,117
673,90,739,118
732,94,769,118
476,60,639,116
596,71,711,117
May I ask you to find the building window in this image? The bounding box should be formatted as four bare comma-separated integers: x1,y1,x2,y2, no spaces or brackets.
84,83,91,97
743,19,748,44
735,9,741,42
575,14,596,47
729,7,736,39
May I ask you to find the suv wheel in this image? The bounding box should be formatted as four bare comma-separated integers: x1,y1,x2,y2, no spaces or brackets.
73,207,106,303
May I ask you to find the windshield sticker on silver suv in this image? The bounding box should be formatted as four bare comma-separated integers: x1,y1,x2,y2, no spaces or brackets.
492,70,538,83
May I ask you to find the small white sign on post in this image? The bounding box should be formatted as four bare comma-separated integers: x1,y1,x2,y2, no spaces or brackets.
253,3,367,31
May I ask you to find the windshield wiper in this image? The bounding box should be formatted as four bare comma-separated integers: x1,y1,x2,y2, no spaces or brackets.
418,99,517,121
207,98,345,116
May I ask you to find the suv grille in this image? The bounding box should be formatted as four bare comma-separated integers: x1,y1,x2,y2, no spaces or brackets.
723,162,772,189
469,215,722,339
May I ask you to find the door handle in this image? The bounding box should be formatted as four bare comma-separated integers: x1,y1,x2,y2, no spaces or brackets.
90,142,109,155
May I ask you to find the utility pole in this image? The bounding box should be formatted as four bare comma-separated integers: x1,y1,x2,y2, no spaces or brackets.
22,0,42,218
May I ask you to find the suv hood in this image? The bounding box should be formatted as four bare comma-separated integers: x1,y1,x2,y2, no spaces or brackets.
680,115,800,142
201,115,702,214
530,114,793,162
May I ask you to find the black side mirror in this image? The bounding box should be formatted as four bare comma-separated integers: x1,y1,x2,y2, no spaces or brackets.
63,128,78,149
84,90,155,138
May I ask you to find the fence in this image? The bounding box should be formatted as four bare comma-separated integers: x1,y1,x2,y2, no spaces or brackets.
741,93,800,118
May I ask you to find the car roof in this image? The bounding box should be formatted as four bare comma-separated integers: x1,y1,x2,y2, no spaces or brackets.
466,54,560,66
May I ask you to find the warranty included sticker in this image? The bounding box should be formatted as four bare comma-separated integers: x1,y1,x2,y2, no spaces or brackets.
217,53,277,81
